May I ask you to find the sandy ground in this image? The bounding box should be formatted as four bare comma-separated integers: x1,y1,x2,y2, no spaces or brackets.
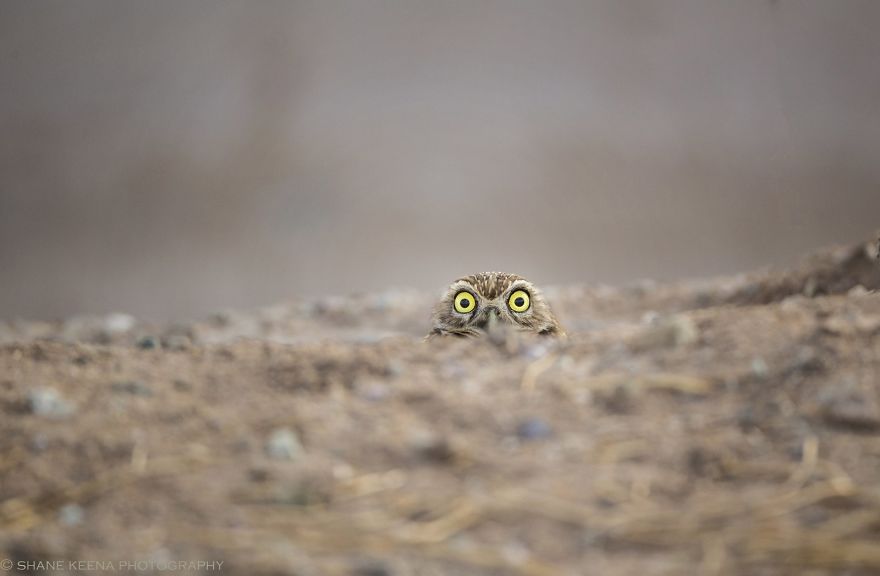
2,236,880,576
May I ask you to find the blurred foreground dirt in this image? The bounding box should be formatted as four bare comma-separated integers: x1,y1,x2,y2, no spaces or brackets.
2,237,880,576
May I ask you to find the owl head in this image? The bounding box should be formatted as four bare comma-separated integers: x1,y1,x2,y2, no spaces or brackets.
427,272,564,338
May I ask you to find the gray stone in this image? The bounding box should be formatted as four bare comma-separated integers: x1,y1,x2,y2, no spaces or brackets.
136,335,161,350
29,388,75,418
111,380,154,397
266,428,304,460
515,418,553,441
818,388,880,432
58,504,85,526
163,334,192,351
104,313,136,334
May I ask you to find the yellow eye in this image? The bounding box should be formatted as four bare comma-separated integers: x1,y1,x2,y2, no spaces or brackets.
454,291,476,314
508,289,530,313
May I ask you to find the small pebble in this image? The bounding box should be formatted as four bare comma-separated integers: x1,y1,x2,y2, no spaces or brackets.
136,335,161,350
163,334,191,351
29,388,75,418
111,380,153,397
104,313,136,334
751,357,769,378
409,430,455,463
266,428,304,460
818,388,880,432
248,467,271,483
58,504,85,526
351,561,392,576
173,380,192,392
787,348,824,375
515,418,553,441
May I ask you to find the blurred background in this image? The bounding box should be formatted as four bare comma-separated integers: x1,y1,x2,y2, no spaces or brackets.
2,0,879,320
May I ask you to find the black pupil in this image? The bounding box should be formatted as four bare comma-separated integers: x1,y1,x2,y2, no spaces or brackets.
460,297,470,307
514,297,525,307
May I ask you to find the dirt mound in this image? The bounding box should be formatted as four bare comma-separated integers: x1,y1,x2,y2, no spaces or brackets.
727,235,880,305
2,236,880,576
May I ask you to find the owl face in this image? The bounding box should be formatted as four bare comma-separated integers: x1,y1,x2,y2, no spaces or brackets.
428,272,564,338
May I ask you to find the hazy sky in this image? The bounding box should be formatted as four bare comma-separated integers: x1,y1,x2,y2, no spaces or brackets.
2,1,879,319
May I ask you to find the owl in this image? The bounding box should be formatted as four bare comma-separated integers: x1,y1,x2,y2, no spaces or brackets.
427,272,565,339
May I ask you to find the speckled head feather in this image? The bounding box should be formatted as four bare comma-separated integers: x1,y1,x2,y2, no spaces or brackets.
427,272,564,339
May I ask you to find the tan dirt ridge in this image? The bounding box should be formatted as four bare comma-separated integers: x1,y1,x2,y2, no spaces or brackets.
1,236,880,575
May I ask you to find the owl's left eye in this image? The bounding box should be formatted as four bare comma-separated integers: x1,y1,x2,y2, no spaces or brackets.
508,289,530,312
454,291,477,314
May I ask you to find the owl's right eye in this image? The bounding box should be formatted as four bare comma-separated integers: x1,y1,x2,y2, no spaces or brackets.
454,291,477,314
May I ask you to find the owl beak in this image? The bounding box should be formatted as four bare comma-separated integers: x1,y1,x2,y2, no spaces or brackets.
484,307,510,344
486,307,499,328
477,306,499,331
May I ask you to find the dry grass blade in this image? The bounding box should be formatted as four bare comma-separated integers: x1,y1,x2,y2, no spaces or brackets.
246,496,561,576
520,353,558,391
0,452,213,534
395,499,481,544
583,373,714,396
